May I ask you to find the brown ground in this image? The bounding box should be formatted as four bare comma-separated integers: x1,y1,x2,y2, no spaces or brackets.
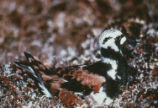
0,0,158,107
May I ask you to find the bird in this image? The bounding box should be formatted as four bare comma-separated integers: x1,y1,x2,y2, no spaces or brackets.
14,28,130,107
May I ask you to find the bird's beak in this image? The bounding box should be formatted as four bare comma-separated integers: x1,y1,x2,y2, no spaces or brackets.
121,37,136,56
125,37,136,46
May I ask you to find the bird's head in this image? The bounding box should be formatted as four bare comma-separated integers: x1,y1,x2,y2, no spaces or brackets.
99,29,127,56
98,29,130,82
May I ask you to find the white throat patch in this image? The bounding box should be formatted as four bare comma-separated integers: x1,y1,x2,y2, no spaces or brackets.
120,37,127,45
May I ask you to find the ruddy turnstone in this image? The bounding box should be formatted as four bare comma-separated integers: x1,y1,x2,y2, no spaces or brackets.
14,28,130,107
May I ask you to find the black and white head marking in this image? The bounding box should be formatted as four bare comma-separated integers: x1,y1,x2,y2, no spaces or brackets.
99,29,127,80
99,29,127,53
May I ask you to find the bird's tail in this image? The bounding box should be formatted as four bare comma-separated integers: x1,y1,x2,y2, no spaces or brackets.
14,52,53,98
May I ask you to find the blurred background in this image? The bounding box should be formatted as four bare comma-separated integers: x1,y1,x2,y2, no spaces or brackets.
0,0,157,64
0,0,158,107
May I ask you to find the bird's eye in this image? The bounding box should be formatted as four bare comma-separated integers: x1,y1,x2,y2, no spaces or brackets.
115,36,121,45
115,35,126,45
